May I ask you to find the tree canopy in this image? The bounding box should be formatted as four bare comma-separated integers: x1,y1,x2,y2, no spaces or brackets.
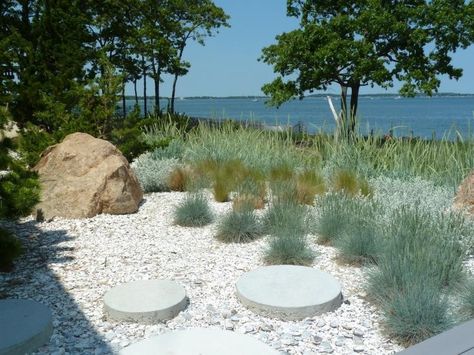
261,0,474,136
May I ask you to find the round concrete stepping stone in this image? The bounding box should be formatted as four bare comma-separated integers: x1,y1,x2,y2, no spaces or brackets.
236,265,343,320
104,279,187,324
120,328,279,355
0,299,53,354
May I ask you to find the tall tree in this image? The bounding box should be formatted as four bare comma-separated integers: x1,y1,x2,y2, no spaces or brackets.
261,0,474,137
167,0,229,113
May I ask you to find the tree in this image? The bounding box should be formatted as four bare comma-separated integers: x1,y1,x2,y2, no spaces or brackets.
167,0,229,113
261,0,474,137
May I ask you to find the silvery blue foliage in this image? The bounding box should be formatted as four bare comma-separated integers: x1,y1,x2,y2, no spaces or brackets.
131,153,180,193
370,176,454,218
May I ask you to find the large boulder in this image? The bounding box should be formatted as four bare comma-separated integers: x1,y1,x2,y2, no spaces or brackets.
33,132,143,219
454,171,474,214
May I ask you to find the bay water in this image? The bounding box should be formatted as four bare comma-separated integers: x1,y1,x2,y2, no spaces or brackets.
125,95,474,139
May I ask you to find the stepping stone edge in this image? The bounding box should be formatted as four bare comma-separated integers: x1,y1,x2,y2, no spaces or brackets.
104,279,188,324
236,265,343,320
0,299,53,355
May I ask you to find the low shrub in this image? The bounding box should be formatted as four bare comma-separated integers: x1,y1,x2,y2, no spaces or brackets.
131,154,180,193
215,208,262,243
296,170,326,205
174,193,213,227
0,229,23,272
381,280,453,346
265,231,315,266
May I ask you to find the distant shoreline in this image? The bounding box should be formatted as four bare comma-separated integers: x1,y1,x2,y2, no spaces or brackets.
124,93,474,100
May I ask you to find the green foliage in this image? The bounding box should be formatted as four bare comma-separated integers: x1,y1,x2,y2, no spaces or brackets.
332,169,372,197
381,280,453,346
215,208,263,243
174,193,213,227
0,229,23,272
17,123,56,167
296,169,326,205
233,169,266,210
262,1,474,135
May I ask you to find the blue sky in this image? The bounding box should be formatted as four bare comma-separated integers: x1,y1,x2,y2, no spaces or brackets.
127,0,474,97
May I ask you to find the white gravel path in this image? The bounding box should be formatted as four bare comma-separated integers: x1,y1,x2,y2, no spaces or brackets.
0,192,404,354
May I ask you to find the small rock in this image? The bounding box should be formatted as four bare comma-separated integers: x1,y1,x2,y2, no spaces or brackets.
354,345,366,352
230,315,240,322
206,304,216,313
335,336,345,347
260,322,273,332
224,320,234,330
329,320,339,328
342,323,354,330
312,335,323,345
320,341,334,353
317,319,326,327
342,331,353,339
353,328,365,337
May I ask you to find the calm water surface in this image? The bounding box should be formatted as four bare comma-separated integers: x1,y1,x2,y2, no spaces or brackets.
126,96,474,138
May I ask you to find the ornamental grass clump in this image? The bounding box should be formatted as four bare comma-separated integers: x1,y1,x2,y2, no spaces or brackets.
296,170,326,205
459,278,474,319
314,193,357,244
264,203,315,266
233,170,266,211
332,169,372,197
334,200,382,265
167,166,190,191
368,207,466,302
173,193,213,227
215,207,262,243
381,280,454,346
263,201,309,237
265,229,315,266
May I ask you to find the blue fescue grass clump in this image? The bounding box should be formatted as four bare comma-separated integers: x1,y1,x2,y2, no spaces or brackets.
263,201,309,236
334,203,382,265
313,193,357,244
368,207,466,299
215,207,263,243
173,193,213,227
381,280,454,346
459,278,474,320
264,202,315,266
264,228,315,266
366,206,469,345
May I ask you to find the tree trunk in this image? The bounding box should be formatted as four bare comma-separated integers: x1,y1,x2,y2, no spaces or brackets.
151,57,160,113
133,79,138,107
349,83,360,134
340,85,348,137
142,56,147,117
170,46,185,114
122,78,126,118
